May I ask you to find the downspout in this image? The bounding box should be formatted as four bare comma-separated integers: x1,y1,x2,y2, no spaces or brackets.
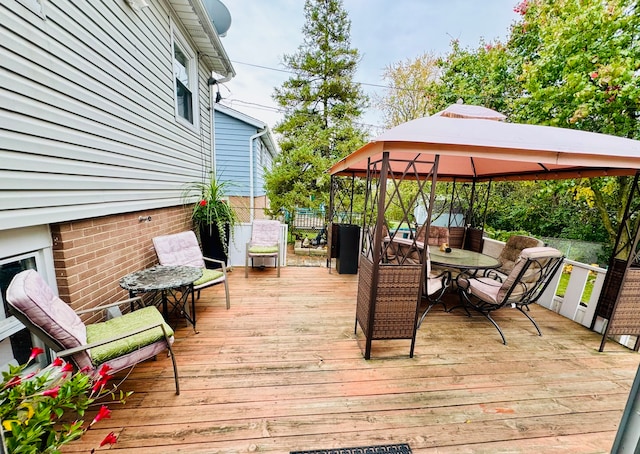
249,129,268,222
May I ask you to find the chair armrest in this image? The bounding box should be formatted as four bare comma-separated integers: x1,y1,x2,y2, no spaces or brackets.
203,256,227,274
482,269,504,282
75,297,145,315
56,322,172,358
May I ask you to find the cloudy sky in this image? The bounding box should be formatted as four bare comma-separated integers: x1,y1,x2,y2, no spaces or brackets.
216,0,520,133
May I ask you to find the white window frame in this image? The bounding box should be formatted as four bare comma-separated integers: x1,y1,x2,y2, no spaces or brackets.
171,22,199,131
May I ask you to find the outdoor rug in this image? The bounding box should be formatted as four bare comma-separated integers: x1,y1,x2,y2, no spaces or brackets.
290,443,412,454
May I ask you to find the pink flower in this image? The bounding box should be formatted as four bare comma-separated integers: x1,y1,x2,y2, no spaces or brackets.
29,347,44,361
100,431,118,447
199,200,207,207
52,357,64,367
5,376,21,388
90,405,111,426
42,386,60,398
590,71,599,79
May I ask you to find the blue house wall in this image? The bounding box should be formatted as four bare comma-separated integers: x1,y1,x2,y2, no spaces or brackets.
213,105,278,198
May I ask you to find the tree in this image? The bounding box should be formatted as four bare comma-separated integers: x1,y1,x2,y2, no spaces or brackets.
375,52,441,129
265,0,369,220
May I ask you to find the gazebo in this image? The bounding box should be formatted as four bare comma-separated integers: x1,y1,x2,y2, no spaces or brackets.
329,104,640,359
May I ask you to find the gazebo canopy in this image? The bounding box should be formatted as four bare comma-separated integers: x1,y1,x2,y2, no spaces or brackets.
330,105,640,181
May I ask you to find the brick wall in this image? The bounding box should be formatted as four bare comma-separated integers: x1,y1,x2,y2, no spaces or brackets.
50,206,192,316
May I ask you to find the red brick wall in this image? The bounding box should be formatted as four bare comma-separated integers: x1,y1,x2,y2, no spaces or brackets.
50,206,192,315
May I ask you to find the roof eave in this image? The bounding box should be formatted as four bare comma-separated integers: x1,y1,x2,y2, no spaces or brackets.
168,0,236,79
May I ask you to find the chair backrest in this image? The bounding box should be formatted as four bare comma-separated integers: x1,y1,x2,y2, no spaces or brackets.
153,231,206,268
497,247,564,305
6,270,93,371
427,226,449,246
250,220,281,246
498,235,545,274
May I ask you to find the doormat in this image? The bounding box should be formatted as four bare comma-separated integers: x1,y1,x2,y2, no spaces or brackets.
291,443,412,454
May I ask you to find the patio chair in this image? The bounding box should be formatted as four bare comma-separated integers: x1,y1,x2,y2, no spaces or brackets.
456,246,564,345
6,270,180,394
152,231,230,309
417,246,451,327
245,219,281,277
486,234,545,281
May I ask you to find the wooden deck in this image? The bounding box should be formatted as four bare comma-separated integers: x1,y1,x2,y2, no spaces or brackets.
66,265,639,453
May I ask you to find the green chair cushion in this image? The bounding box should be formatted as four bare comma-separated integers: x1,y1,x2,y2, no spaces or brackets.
248,245,279,254
86,306,174,365
193,269,224,286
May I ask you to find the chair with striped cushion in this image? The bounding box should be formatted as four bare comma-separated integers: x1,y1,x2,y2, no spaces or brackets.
152,231,230,309
245,219,281,278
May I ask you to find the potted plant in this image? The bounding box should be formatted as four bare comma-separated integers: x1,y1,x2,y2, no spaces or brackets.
183,176,238,267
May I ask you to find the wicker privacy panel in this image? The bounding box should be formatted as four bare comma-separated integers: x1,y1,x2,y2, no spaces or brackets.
356,258,422,357
605,268,640,336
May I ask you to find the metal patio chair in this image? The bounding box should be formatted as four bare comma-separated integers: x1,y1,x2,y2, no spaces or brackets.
245,219,281,277
152,230,230,309
6,270,180,394
456,246,564,345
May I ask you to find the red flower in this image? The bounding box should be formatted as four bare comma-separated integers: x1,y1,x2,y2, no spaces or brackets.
199,200,207,207
52,357,64,367
590,71,599,79
100,432,118,447
98,364,111,377
5,375,21,388
62,362,74,373
91,405,112,426
42,386,60,398
29,347,44,361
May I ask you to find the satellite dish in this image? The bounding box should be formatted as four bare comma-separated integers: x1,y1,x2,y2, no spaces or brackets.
202,0,232,37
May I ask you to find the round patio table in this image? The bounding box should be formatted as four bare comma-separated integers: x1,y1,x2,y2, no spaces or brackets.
430,247,500,271
120,265,202,332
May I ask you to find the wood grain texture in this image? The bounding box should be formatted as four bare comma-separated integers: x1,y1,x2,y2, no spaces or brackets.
63,266,638,453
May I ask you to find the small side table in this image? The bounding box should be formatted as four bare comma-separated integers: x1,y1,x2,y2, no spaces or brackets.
120,265,202,332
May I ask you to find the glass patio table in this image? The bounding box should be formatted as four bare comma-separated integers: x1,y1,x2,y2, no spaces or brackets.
119,265,202,332
429,247,500,272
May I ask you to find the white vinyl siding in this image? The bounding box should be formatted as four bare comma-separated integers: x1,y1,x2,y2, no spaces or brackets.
0,0,213,230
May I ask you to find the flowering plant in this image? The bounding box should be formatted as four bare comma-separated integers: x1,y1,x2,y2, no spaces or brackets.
182,176,238,253
0,348,130,453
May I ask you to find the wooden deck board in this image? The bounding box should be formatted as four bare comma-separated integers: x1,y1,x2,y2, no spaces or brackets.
63,266,638,453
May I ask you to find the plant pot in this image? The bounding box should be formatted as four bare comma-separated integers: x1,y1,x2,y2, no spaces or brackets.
199,223,230,269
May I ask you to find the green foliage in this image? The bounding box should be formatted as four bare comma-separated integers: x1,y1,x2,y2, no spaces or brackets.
0,349,128,453
378,0,640,250
266,0,369,219
182,175,238,253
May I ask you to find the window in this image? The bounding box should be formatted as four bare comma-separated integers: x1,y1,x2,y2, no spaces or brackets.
172,26,198,129
0,255,48,371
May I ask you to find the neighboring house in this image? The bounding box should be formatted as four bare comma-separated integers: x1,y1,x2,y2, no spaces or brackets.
211,104,286,267
213,104,279,223
0,0,240,369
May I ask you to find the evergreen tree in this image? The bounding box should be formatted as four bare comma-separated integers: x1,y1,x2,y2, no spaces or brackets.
265,0,369,220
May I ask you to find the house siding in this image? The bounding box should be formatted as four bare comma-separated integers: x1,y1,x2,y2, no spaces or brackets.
214,110,254,196
0,0,213,231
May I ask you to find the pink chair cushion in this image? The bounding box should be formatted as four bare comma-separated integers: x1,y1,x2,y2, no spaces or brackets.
250,220,281,246
6,270,92,370
153,231,206,268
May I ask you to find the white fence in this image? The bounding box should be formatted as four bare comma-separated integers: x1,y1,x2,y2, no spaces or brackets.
228,223,288,268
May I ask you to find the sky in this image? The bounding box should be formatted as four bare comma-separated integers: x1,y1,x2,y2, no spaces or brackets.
216,0,520,134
